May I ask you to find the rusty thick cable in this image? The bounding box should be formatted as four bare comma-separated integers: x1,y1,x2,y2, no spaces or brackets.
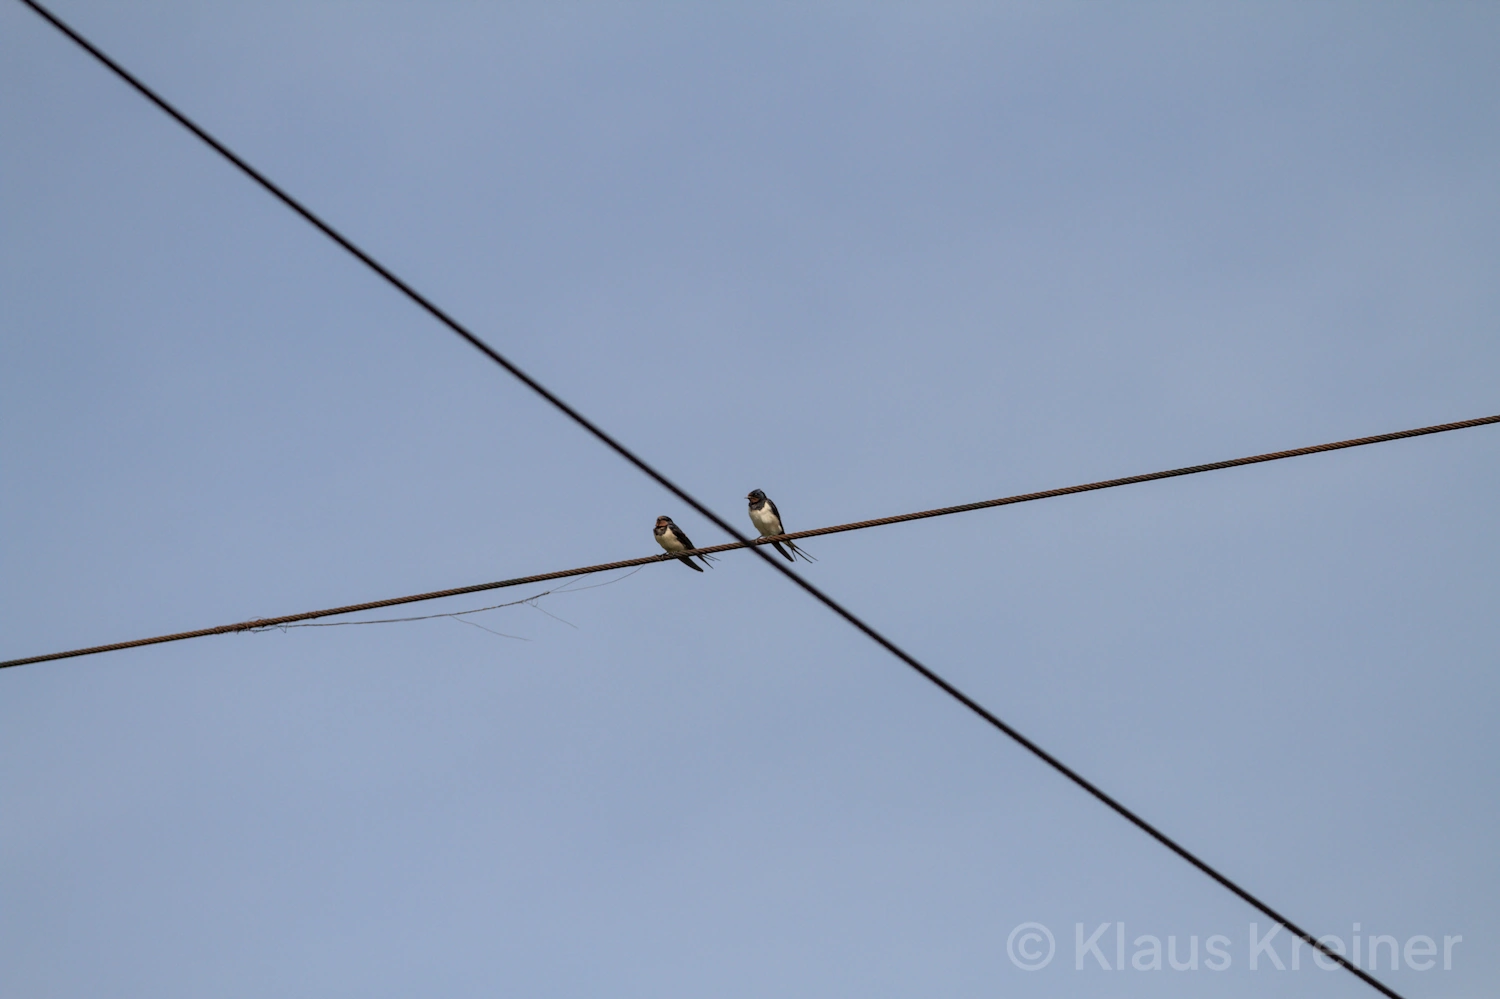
13,4,1467,995
5,412,1495,672
749,412,1500,544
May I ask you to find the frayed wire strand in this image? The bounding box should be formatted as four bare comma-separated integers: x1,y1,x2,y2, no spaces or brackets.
248,567,642,633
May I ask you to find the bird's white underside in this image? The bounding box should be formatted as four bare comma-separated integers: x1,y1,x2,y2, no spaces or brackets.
749,503,783,537
655,527,688,553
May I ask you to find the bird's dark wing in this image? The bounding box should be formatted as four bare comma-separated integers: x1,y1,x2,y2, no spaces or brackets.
672,524,716,568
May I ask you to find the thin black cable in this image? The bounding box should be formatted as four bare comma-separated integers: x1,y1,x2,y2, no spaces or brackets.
5,412,1496,670
14,4,1429,994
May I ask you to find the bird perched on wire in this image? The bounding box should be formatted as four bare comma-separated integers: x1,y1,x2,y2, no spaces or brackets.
746,489,816,563
654,515,717,571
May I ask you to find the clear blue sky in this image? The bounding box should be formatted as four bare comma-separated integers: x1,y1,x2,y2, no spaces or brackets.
3,3,1497,997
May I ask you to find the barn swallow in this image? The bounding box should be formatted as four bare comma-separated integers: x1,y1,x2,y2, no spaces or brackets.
654,515,717,571
746,489,815,563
